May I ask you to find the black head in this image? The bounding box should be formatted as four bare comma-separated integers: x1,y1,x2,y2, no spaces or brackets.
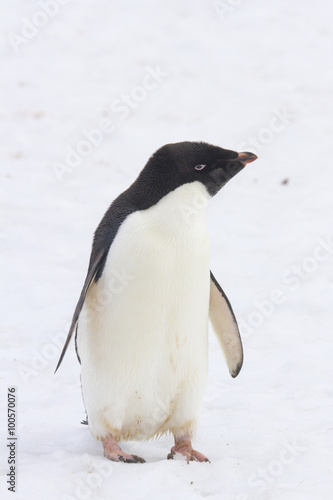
137,142,257,200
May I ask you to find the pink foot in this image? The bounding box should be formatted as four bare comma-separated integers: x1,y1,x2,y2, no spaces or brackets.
102,435,145,463
167,436,210,463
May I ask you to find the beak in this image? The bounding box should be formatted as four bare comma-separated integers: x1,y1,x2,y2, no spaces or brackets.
236,152,258,164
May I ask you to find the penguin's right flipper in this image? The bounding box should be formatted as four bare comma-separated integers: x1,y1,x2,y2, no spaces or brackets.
54,249,106,373
209,271,243,378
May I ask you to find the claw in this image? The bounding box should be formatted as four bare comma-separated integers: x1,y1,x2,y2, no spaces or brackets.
118,455,143,464
132,455,146,463
105,450,145,463
167,450,175,460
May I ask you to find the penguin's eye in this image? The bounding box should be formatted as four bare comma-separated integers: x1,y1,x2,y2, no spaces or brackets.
195,164,206,171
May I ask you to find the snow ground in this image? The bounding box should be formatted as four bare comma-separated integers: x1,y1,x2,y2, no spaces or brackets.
1,0,333,498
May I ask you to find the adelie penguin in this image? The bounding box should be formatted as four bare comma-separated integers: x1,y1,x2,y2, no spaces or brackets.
56,141,257,463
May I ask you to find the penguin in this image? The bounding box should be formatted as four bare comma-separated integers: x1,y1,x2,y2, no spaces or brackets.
56,141,257,463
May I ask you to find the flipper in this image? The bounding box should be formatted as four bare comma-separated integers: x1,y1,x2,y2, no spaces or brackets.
209,271,243,378
54,249,106,372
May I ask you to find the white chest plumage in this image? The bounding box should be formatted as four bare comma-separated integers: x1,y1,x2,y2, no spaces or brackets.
77,181,212,440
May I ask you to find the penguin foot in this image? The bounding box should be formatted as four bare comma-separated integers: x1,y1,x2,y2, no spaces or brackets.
102,435,145,463
167,437,210,463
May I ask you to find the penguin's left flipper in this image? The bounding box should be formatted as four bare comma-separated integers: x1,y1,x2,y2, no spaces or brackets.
209,271,243,378
54,249,106,373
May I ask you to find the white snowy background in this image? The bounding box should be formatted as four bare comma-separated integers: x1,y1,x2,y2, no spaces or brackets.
1,0,332,499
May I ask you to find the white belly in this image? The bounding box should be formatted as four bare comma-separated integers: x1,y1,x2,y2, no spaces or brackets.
77,182,211,440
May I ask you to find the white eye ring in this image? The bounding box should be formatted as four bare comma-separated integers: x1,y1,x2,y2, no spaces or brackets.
195,164,206,171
